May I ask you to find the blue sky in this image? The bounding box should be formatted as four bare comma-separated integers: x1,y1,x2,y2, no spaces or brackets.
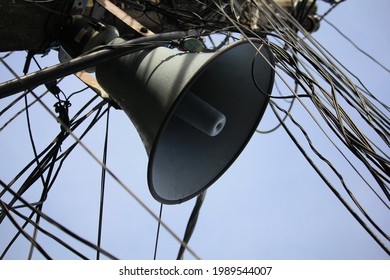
0,0,389,259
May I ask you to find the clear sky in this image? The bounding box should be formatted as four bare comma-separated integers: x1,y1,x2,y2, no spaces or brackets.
0,0,389,259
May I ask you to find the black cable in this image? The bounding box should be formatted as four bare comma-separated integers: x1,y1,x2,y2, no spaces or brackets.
177,192,206,260
153,203,163,260
256,81,298,134
269,30,390,172
96,107,110,260
0,97,107,224
0,193,41,259
1,178,118,259
24,94,47,187
323,18,390,73
0,200,52,260
6,203,89,260
1,106,114,258
269,100,390,255
253,42,311,99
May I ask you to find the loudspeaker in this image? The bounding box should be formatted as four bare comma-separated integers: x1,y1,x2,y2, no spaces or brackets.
95,38,275,204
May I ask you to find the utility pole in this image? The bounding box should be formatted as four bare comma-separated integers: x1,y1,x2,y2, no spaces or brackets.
0,0,73,52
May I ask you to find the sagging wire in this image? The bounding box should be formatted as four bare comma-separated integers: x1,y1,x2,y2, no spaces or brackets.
24,91,47,259
317,0,345,22
269,99,390,254
258,1,388,168
322,18,390,74
153,204,164,260
0,52,112,258
96,107,111,260
284,37,389,151
257,38,390,210
276,0,388,242
0,73,64,133
289,44,390,137
256,81,298,134
0,179,118,259
1,97,112,259
177,191,207,260
0,195,90,260
0,199,52,260
293,39,390,191
1,51,13,59
1,95,103,214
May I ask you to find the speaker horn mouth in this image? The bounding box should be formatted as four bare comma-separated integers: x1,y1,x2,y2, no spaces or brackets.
147,39,275,204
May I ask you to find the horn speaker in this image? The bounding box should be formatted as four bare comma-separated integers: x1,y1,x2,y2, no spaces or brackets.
95,38,275,204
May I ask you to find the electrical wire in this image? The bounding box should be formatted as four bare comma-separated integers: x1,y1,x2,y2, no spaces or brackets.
154,204,164,260
0,180,118,259
24,92,47,259
0,200,52,259
177,191,206,260
269,99,390,253
322,18,390,73
96,107,111,260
